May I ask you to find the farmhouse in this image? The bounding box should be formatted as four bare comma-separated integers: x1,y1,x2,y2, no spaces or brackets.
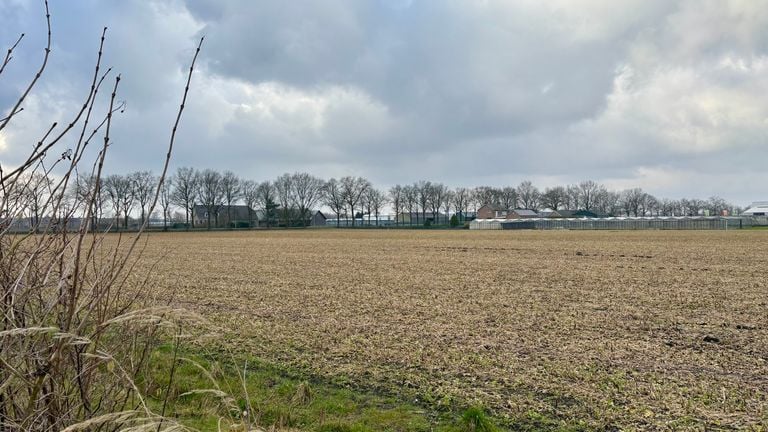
477,204,507,219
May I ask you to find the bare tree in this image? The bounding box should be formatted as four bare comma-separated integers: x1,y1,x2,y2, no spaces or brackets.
576,180,602,211
322,178,346,227
540,186,567,210
20,172,51,228
363,187,387,226
442,189,454,222
707,196,729,217
159,174,173,230
220,170,241,227
517,180,540,210
255,181,279,228
565,184,580,210
198,169,224,229
660,198,676,216
620,188,645,217
362,189,374,225
290,172,324,227
242,179,258,227
499,186,517,210
427,182,448,223
416,180,431,225
170,167,198,229
389,185,403,226
341,176,370,226
473,186,501,208
451,187,470,221
103,174,133,229
131,170,155,225
403,184,417,226
274,173,293,227
75,174,107,229
596,189,621,216
103,174,120,228
643,194,659,216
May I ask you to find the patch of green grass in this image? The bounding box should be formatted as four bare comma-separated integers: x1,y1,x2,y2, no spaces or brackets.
144,345,592,431
460,406,496,432
144,346,463,431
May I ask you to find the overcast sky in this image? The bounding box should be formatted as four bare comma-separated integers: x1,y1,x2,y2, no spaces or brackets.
1,0,767,204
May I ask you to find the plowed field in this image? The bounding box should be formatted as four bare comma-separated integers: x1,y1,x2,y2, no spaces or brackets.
140,230,768,430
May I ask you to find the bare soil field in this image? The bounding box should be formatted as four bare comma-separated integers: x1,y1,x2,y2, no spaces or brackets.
139,229,768,430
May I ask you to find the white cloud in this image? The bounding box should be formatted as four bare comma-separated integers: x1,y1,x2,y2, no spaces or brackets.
571,58,768,158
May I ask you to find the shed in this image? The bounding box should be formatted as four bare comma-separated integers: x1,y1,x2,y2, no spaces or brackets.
310,211,327,226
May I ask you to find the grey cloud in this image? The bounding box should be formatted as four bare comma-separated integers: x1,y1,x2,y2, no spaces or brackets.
1,0,767,204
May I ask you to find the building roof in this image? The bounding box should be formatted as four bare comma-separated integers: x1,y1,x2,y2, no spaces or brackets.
552,209,574,217
581,210,609,218
552,209,604,218
743,202,768,215
512,209,538,217
478,203,504,211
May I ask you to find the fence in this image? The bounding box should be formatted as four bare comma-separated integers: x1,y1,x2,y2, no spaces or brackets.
470,216,743,230
325,217,395,227
738,216,768,227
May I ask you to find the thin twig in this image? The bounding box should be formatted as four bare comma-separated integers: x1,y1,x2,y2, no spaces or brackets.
0,32,24,76
0,27,110,186
0,0,50,134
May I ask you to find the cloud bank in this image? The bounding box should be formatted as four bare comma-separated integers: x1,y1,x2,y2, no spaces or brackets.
1,0,767,203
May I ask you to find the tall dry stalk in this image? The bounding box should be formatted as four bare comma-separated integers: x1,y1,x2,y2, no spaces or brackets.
0,3,204,430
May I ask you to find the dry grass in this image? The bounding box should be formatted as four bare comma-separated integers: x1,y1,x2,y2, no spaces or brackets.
137,230,768,430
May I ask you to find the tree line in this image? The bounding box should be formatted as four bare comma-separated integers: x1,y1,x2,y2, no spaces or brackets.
10,169,742,230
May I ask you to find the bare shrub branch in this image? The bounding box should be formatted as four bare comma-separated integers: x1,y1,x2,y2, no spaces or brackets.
0,6,205,431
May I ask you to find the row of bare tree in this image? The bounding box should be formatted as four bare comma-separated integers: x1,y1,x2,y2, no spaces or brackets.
12,172,741,231
465,180,740,218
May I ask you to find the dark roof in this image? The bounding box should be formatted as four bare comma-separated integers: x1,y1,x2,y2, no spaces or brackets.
512,209,538,217
553,209,603,218
553,209,577,218
576,210,606,218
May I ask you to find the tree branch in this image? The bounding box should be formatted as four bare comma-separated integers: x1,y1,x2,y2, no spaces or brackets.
0,32,24,76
